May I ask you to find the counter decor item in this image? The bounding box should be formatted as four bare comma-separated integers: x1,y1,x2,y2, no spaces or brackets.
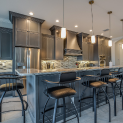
109,61,113,67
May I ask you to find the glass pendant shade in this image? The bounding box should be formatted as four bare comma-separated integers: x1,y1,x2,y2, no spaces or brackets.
108,40,112,47
122,44,123,49
61,28,66,38
91,35,95,43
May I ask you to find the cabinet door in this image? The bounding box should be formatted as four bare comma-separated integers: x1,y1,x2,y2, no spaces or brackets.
41,36,47,59
28,32,40,48
88,44,93,61
82,41,88,60
29,20,40,33
47,37,54,59
55,37,63,60
0,32,12,59
16,18,28,31
15,30,28,46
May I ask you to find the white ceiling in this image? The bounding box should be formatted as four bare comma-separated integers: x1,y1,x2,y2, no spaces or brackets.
0,0,123,38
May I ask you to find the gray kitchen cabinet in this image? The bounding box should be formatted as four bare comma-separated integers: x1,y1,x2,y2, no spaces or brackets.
82,40,89,60
15,30,28,46
41,34,64,60
28,32,40,48
55,37,63,60
88,44,94,61
15,18,41,48
0,27,12,60
41,34,55,60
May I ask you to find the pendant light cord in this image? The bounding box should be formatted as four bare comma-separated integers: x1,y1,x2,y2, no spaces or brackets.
63,0,64,28
109,14,111,38
91,4,94,35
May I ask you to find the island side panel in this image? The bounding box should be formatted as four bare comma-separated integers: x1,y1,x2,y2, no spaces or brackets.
26,75,40,123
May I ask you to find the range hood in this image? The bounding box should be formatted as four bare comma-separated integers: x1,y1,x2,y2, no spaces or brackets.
64,30,82,56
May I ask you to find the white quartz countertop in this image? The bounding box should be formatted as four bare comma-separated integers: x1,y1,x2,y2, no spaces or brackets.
16,66,123,76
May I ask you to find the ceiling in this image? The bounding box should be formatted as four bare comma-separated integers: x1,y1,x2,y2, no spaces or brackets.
0,0,123,38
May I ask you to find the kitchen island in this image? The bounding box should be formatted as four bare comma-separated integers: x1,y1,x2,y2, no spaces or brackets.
16,66,122,123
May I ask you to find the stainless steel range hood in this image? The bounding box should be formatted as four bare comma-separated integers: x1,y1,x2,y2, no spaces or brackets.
64,30,82,56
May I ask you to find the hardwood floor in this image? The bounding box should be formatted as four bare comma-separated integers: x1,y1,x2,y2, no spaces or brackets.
1,95,123,123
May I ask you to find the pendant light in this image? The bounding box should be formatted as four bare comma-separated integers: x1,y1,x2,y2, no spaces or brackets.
108,11,112,47
89,0,95,44
61,0,66,38
121,19,123,49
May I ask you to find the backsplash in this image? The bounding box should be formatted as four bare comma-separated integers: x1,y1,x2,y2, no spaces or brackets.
41,56,98,70
0,60,12,70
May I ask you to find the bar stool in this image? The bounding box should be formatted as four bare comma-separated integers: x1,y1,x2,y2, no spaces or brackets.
80,72,111,123
0,74,28,123
43,72,81,123
100,69,123,116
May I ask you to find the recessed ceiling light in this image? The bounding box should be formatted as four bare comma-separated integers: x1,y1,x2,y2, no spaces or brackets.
56,20,59,22
110,36,112,38
90,30,92,32
29,12,33,15
75,25,78,28
101,33,103,35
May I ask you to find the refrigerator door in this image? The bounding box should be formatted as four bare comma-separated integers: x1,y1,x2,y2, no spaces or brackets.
28,48,40,69
15,47,28,69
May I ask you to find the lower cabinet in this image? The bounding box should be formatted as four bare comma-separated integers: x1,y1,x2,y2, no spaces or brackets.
0,27,12,60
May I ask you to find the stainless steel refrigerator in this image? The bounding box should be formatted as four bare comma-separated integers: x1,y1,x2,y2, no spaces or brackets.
15,47,40,95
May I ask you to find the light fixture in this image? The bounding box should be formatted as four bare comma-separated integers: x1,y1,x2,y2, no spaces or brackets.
75,25,78,28
101,33,103,35
61,0,66,38
121,19,123,49
108,11,112,47
29,12,33,15
90,30,92,32
110,36,112,38
56,20,59,22
89,0,95,44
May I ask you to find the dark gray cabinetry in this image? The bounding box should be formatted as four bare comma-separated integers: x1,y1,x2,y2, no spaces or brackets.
0,27,12,60
9,11,45,49
41,34,63,60
55,37,63,60
94,35,111,65
15,18,40,48
41,34,55,60
77,33,93,61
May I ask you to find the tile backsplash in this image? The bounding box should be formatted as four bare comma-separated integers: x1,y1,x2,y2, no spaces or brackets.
0,60,12,70
41,56,98,70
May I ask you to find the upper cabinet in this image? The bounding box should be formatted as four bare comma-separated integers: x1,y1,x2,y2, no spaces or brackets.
93,35,111,65
15,18,40,48
41,34,63,60
77,33,93,61
9,11,45,48
0,27,12,60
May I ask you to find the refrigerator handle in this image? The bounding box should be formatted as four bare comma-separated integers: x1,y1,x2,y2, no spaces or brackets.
28,49,30,69
27,49,29,69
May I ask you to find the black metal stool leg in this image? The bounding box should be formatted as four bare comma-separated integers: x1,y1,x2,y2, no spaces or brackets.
69,96,79,123
80,87,87,117
105,86,108,104
115,82,123,110
52,99,58,123
111,83,116,116
63,97,66,123
101,87,111,122
120,79,122,97
0,91,6,122
16,89,25,123
43,97,50,123
93,88,97,123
